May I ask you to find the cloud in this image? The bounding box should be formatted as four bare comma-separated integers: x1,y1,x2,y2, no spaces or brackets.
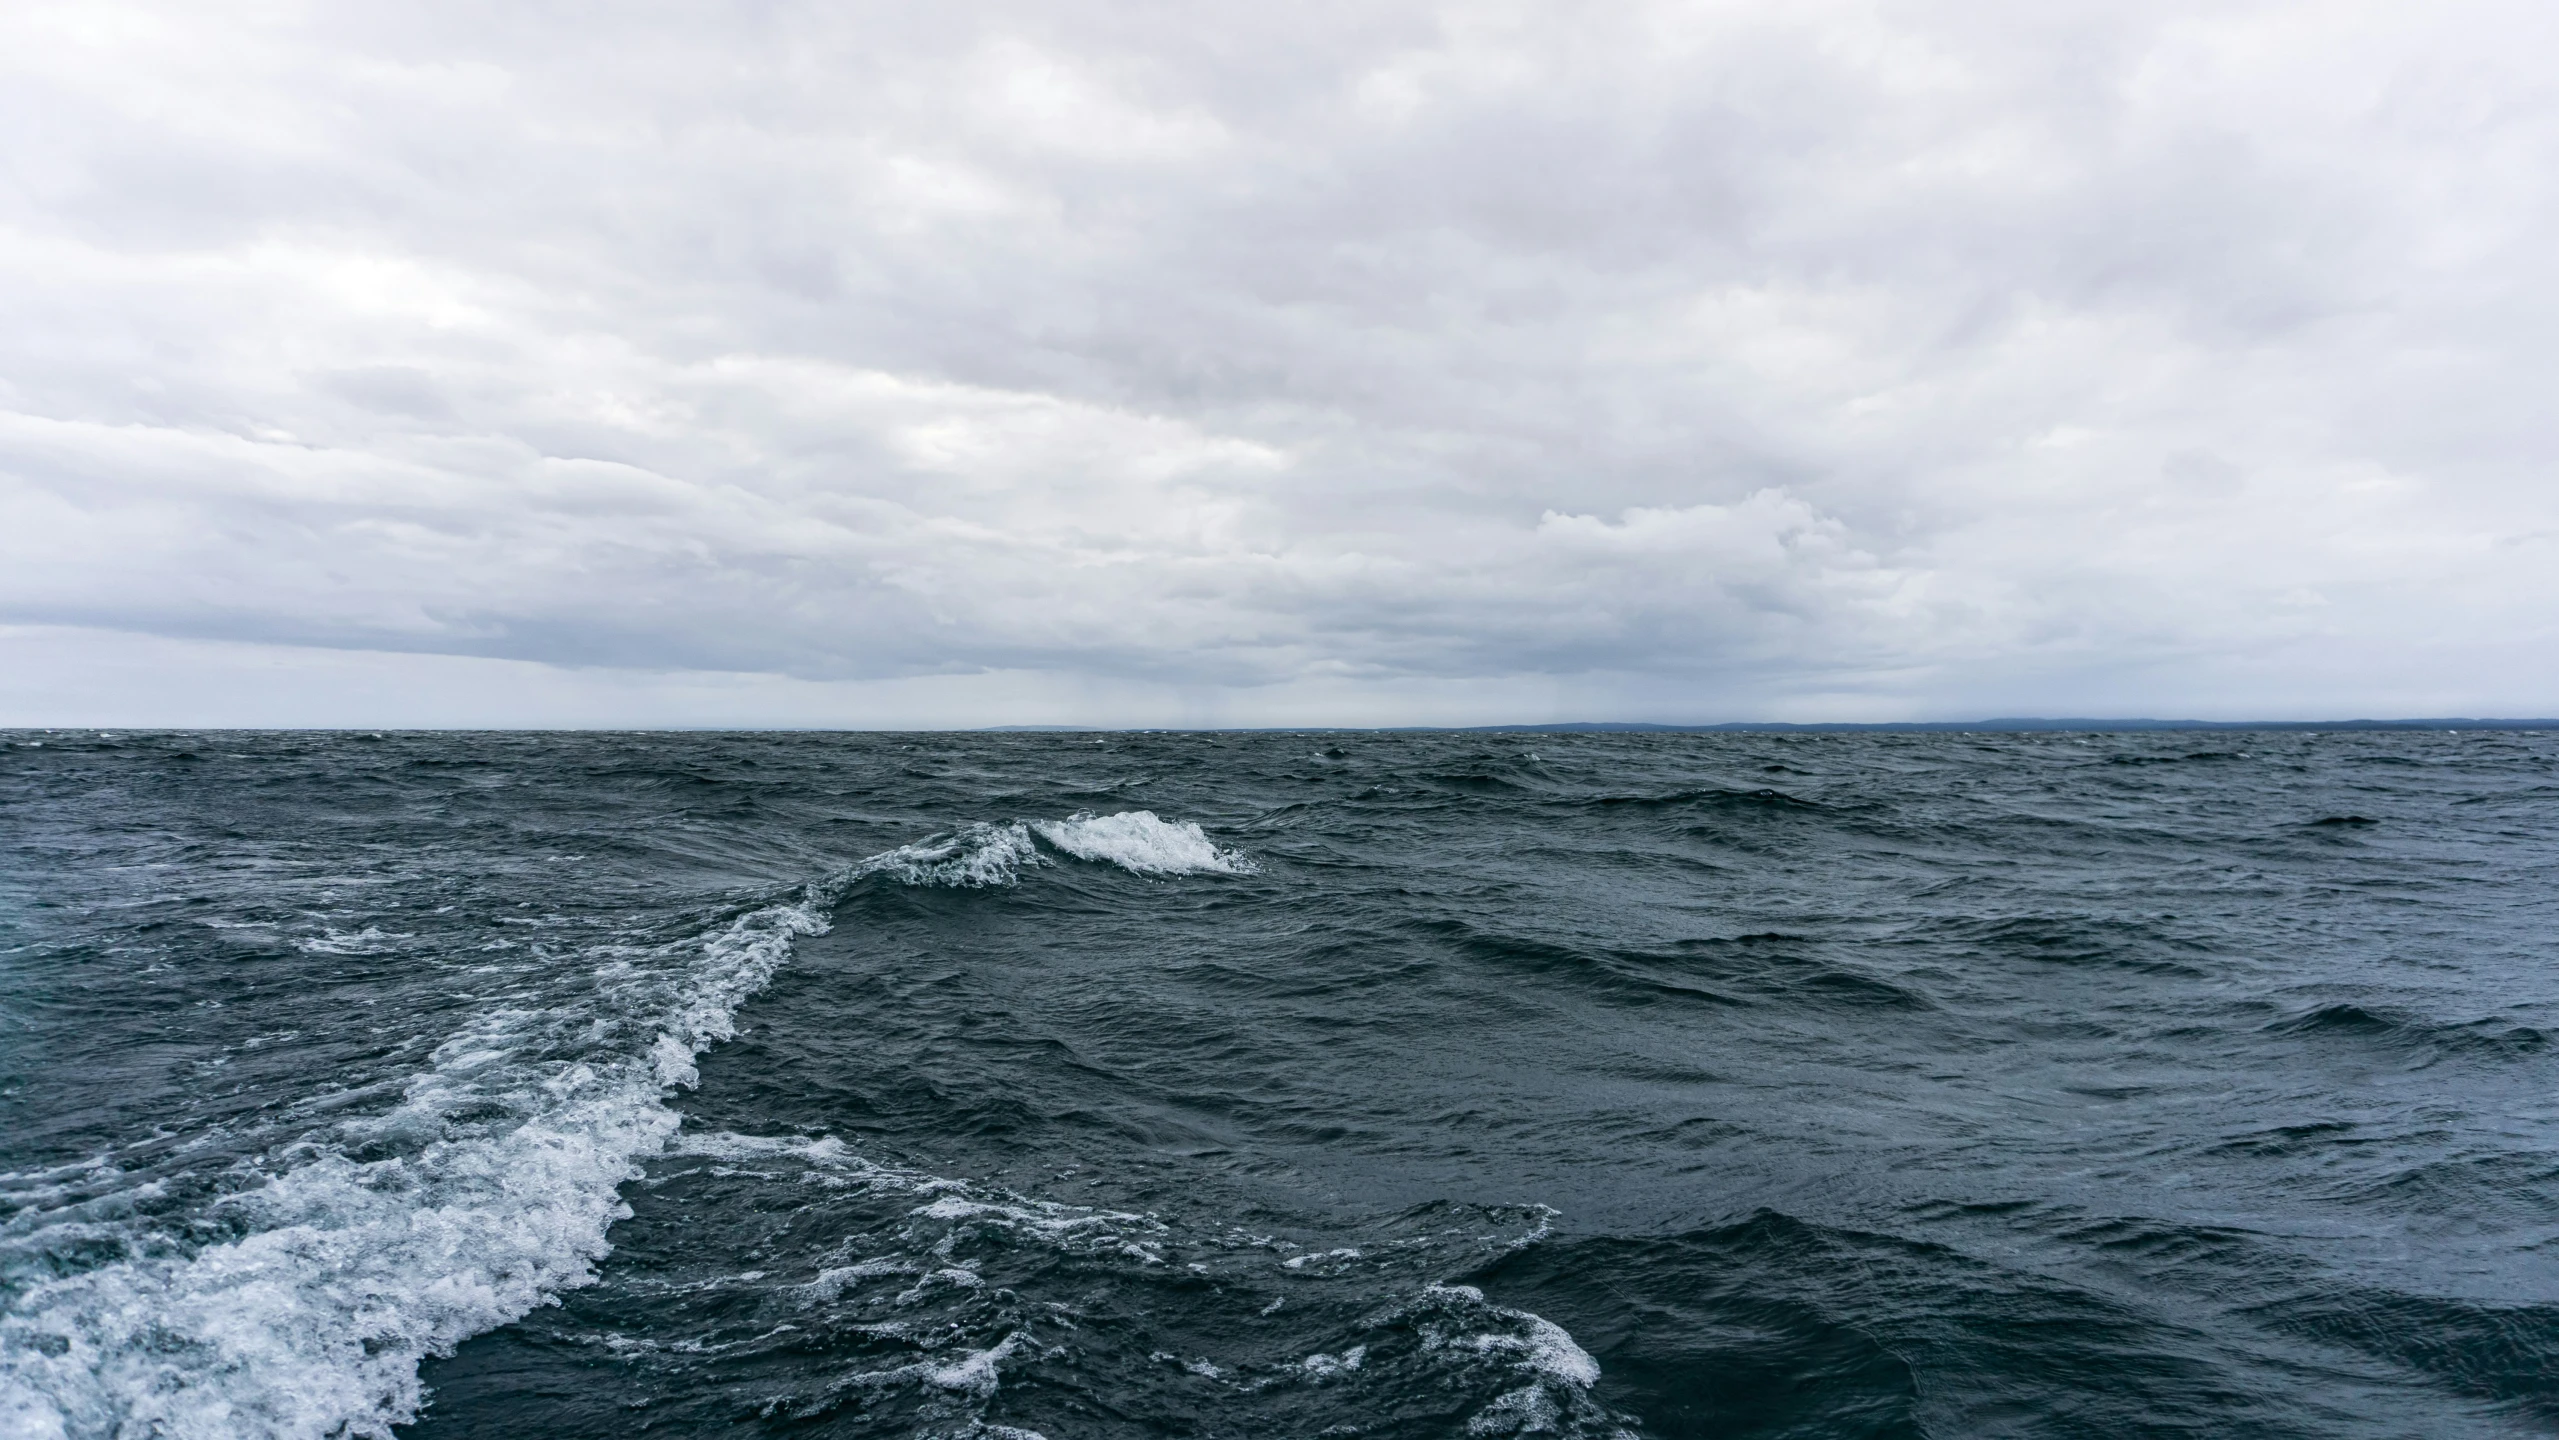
3,0,2555,723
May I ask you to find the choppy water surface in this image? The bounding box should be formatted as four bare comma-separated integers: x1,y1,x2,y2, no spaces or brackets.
3,729,2556,1439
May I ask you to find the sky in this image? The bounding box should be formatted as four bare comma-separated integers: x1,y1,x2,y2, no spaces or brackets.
3,0,2555,728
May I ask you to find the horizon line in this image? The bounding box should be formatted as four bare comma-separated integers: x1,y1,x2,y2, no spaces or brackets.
10,716,2559,735
981,717,2559,734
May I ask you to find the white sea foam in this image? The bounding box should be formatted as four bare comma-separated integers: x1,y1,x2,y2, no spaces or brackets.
1400,1284,1625,1438
862,821,1040,888
293,927,411,955
1300,1344,1367,1378
1282,1246,1363,1270
0,821,1059,1440
665,1126,1183,1425
1030,811,1254,876
1418,1284,1602,1387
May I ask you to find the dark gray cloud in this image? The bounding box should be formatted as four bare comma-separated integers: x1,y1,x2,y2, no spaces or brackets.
4,0,2555,724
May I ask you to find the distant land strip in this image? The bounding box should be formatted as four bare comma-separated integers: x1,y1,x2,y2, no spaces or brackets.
984,718,2559,733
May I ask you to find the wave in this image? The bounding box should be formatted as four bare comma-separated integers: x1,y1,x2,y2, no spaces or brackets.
1940,915,2215,977
646,1128,1179,1431
866,821,1042,888
2243,1288,2559,1415
0,925,787,1437
586,1137,1629,1437
1385,1283,1626,1437
1030,811,1255,876
1428,922,1931,1014
0,890,839,1440
1590,787,1818,810
0,814,1247,1440
2263,1002,2548,1059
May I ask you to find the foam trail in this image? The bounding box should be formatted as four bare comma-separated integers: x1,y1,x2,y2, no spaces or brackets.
0,822,1038,1440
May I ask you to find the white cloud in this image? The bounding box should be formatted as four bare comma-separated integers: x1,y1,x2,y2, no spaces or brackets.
3,0,2555,724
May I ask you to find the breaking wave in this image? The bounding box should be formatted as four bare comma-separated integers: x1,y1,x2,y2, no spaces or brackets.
1031,810,1257,876
0,813,1251,1440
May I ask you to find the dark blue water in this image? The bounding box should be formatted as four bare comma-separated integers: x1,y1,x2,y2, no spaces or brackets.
4,729,2555,1438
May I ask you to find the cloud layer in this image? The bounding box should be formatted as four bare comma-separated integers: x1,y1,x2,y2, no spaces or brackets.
5,0,2555,723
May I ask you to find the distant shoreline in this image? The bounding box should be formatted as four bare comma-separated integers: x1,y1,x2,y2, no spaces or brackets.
11,720,2556,735
984,718,2559,734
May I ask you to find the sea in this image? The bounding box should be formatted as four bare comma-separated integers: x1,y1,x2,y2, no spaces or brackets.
2,728,2555,1439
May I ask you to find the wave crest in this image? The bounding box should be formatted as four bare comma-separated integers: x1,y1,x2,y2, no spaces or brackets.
0,888,825,1440
858,822,1040,888
849,812,1253,888
1032,811,1256,876
0,810,1234,1440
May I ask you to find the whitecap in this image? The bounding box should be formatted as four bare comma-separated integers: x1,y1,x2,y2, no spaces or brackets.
858,821,1039,888
1300,1344,1367,1378
1282,1247,1363,1270
1411,1284,1603,1387
1030,811,1254,876
294,927,412,956
1396,1283,1626,1436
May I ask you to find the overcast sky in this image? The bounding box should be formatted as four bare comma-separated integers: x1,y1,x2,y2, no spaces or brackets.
4,0,2554,727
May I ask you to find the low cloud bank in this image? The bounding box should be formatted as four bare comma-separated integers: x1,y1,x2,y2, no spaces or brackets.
4,1,2554,722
